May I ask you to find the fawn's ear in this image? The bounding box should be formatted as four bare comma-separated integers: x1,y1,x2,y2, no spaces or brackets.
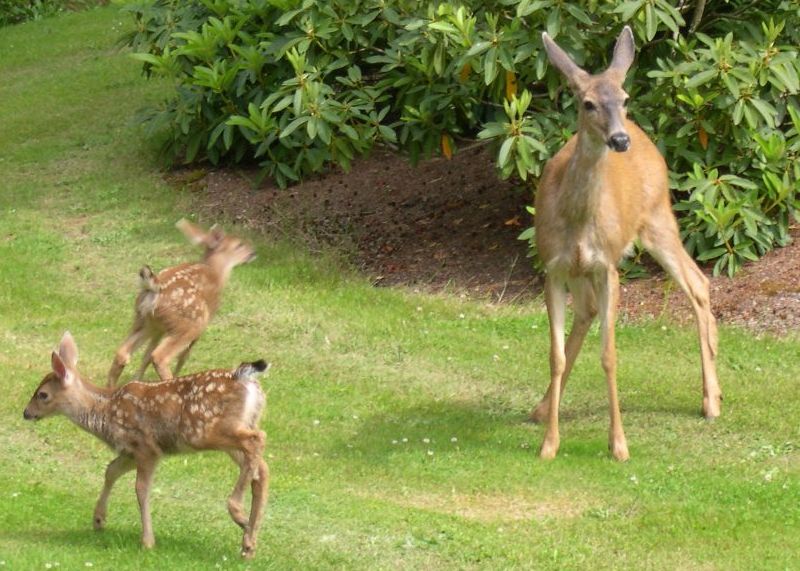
58,331,79,369
51,351,74,387
207,225,225,249
608,25,635,76
235,360,270,380
176,219,209,246
542,32,589,89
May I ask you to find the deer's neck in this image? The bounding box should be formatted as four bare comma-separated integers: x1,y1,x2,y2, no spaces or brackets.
64,382,115,443
205,256,234,287
561,128,609,223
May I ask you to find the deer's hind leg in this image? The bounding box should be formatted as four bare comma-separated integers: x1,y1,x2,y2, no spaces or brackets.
242,457,269,560
531,277,597,423
641,215,721,419
151,334,195,381
226,451,251,529
108,321,149,387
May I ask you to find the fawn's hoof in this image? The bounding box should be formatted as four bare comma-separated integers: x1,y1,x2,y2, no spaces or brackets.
141,536,155,549
241,537,256,559
92,515,105,531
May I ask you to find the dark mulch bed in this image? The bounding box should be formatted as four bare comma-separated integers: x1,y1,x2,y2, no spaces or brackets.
171,145,799,337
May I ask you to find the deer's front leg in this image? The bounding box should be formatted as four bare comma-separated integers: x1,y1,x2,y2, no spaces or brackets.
94,455,135,530
596,268,629,461
540,277,568,460
135,459,158,549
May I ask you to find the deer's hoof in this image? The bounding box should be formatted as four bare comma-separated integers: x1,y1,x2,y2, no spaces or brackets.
528,403,549,424
609,438,630,462
703,396,722,420
539,439,559,460
241,538,256,559
93,515,105,531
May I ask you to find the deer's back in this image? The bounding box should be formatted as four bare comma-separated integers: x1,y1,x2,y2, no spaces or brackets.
535,119,670,274
136,263,221,334
105,370,265,455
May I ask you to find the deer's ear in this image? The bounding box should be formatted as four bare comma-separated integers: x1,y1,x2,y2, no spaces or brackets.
608,25,635,76
207,225,225,249
58,331,79,369
176,219,208,246
51,351,74,387
542,32,589,89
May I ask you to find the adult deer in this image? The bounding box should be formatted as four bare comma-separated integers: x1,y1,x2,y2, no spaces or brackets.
108,219,256,386
530,27,721,461
24,332,270,558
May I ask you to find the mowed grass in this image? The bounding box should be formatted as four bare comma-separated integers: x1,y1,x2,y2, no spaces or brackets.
0,6,799,570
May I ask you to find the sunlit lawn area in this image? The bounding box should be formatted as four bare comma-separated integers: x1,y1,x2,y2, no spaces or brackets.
0,6,798,570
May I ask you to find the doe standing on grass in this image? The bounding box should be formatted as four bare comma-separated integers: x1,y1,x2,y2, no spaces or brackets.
530,26,722,461
108,219,256,385
24,332,271,558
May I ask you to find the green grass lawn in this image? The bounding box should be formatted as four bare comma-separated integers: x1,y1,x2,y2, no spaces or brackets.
1,6,799,570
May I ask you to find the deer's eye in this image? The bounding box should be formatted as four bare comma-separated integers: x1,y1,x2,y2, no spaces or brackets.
583,100,596,111
37,392,48,400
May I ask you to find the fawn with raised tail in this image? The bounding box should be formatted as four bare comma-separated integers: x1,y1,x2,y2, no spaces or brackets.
531,27,722,461
108,219,256,386
24,332,270,558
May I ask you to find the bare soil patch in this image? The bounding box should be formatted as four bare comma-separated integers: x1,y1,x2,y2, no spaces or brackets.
171,146,799,337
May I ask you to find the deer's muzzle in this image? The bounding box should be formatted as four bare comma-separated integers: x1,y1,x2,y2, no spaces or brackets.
607,133,631,152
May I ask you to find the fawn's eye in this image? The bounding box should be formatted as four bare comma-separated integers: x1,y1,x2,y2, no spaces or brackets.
37,391,48,400
583,100,596,111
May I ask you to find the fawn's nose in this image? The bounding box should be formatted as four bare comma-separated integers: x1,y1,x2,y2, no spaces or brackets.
608,133,631,152
23,409,34,420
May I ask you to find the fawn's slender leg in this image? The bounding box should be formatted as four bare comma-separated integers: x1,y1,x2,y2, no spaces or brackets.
530,277,597,422
94,454,135,530
151,335,193,381
135,459,157,549
539,276,568,460
641,218,721,418
108,325,148,387
227,451,251,529
595,267,629,461
241,457,269,560
133,336,159,381
173,340,197,377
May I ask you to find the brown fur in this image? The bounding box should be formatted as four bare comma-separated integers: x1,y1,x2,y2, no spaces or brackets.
531,27,721,461
108,220,256,385
25,332,270,558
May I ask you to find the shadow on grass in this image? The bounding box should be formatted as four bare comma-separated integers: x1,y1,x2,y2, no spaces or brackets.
330,394,708,464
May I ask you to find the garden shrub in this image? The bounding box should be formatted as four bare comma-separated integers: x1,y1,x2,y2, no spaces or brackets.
0,0,97,26
124,0,799,276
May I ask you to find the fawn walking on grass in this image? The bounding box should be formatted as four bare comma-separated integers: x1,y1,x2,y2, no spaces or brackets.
24,332,270,558
108,219,256,386
530,27,722,461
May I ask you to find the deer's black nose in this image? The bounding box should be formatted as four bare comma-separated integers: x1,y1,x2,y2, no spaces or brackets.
608,133,631,152
23,409,33,420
